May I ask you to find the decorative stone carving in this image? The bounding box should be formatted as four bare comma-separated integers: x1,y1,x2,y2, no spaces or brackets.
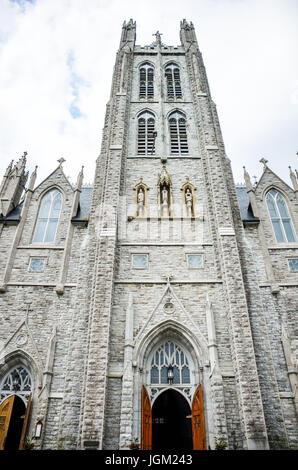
158,165,173,217
16,333,28,347
163,296,175,315
133,177,150,217
181,177,196,217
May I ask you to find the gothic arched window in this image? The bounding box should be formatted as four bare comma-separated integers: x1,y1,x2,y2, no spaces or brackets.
139,63,154,99
32,189,62,243
150,341,191,385
137,111,156,155
169,111,188,155
165,63,182,99
0,366,32,404
266,189,296,243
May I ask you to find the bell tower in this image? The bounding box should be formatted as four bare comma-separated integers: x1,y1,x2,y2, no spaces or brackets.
78,19,271,450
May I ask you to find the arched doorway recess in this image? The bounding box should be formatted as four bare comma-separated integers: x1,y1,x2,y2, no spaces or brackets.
0,366,32,450
141,338,206,450
152,388,192,451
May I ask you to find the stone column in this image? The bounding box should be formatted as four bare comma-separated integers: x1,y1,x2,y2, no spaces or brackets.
119,293,135,449
181,23,269,449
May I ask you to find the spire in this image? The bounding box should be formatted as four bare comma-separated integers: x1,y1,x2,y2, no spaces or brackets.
28,166,38,192
120,19,136,49
75,166,84,191
289,166,298,191
243,166,254,192
180,19,198,46
0,153,28,216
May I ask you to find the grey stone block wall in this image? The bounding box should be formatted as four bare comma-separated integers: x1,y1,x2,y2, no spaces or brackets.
0,20,297,451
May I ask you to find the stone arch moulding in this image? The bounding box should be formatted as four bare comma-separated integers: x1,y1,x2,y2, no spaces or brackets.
164,60,181,70
165,108,187,121
138,60,155,69
133,318,209,375
35,183,65,202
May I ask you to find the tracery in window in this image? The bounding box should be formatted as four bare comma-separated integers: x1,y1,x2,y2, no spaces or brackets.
137,111,156,155
266,189,296,243
139,63,154,99
168,111,188,155
32,189,62,243
150,341,191,385
0,366,32,404
165,63,182,99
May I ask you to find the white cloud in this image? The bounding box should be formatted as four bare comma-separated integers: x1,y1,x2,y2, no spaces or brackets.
0,0,297,189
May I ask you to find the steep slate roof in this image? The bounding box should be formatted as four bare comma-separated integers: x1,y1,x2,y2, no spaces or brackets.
72,186,93,222
0,187,93,224
235,186,259,224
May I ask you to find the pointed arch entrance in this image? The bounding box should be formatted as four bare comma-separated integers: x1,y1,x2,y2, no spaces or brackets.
141,384,205,450
152,388,192,451
0,365,33,450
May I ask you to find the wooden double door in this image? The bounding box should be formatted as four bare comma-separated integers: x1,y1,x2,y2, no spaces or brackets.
0,394,31,450
141,385,205,450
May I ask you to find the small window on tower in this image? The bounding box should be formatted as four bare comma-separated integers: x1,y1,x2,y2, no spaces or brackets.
29,257,46,272
288,258,298,272
186,254,203,269
132,253,148,270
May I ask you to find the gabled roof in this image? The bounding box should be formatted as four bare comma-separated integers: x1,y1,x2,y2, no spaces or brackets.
0,187,93,224
1,185,257,225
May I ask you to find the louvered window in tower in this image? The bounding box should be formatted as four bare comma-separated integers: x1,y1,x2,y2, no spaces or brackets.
137,112,156,155
165,64,182,99
169,112,188,155
139,63,154,99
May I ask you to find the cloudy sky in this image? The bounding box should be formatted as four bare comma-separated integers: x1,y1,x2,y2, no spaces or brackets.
0,0,297,189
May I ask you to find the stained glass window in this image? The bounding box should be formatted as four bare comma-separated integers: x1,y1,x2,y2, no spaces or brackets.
32,189,62,243
150,341,191,385
266,190,296,243
288,259,298,272
0,366,32,404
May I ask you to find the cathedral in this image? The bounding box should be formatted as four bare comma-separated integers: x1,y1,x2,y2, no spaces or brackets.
0,19,297,451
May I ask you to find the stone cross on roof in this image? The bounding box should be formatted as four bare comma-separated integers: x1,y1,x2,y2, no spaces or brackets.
57,157,66,167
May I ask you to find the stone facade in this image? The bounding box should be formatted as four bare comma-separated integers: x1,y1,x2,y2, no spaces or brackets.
0,20,297,451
